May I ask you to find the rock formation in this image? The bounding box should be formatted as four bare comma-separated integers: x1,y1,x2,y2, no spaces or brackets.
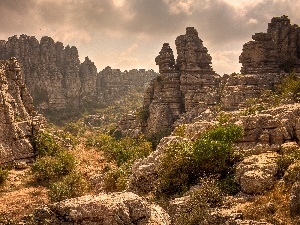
138,27,220,135
0,35,158,115
96,67,157,104
119,16,300,136
0,58,42,165
240,15,300,74
33,192,170,224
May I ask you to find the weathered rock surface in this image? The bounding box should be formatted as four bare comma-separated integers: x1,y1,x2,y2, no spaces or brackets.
0,58,42,165
0,35,158,114
33,192,170,225
128,27,220,135
128,136,186,194
240,15,300,74
235,152,279,194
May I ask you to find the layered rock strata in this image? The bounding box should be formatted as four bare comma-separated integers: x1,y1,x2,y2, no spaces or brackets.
140,27,220,134
120,16,300,135
0,58,42,165
240,15,300,74
0,35,158,112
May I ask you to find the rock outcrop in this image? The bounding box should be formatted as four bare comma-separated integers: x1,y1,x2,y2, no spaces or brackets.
235,152,279,194
139,27,220,134
0,35,158,114
33,192,170,225
240,15,300,74
0,58,42,165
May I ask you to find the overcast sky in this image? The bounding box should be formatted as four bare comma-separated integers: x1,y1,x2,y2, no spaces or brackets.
1,0,300,75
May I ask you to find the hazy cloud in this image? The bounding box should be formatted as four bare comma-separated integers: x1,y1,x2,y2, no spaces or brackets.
0,0,299,74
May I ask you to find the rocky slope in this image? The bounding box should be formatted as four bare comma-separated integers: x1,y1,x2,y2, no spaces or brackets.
0,35,158,115
0,57,43,165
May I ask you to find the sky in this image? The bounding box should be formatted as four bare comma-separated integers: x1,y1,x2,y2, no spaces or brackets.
1,0,300,75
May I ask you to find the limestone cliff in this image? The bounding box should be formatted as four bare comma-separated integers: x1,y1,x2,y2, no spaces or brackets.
0,58,42,165
240,15,300,74
0,35,158,117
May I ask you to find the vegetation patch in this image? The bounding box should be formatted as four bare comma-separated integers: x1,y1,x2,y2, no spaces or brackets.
0,168,8,185
173,177,224,225
48,172,88,202
156,124,243,197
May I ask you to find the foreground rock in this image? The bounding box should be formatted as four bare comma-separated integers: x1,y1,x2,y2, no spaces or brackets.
33,192,170,225
0,58,42,165
235,152,279,194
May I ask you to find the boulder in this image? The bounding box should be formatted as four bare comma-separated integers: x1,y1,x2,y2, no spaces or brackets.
235,152,279,194
33,192,170,225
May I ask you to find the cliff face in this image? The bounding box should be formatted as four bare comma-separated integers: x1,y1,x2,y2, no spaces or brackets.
0,35,81,110
0,35,158,115
240,15,300,74
0,58,42,165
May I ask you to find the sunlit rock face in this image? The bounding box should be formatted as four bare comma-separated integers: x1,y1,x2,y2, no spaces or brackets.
0,58,43,165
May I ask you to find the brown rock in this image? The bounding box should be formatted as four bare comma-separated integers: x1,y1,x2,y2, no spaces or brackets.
33,192,170,225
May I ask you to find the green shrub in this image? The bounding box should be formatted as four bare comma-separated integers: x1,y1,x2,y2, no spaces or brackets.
156,124,243,197
103,163,131,192
64,122,84,136
0,168,8,185
146,128,172,149
277,151,300,178
34,131,62,157
48,172,88,202
157,140,194,196
31,152,76,182
277,71,300,102
218,173,241,195
174,177,224,225
138,107,150,124
172,124,187,137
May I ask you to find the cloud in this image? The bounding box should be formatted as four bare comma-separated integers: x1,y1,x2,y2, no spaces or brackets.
1,0,300,74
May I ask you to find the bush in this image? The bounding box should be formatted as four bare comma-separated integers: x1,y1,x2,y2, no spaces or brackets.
172,124,187,137
34,131,62,157
156,124,243,197
87,135,152,167
0,168,8,185
277,151,300,178
146,128,172,149
103,163,131,192
31,152,76,182
157,140,194,196
174,177,224,225
277,71,300,102
48,173,88,202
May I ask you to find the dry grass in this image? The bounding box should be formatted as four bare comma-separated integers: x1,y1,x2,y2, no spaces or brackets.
242,181,293,224
0,169,48,221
